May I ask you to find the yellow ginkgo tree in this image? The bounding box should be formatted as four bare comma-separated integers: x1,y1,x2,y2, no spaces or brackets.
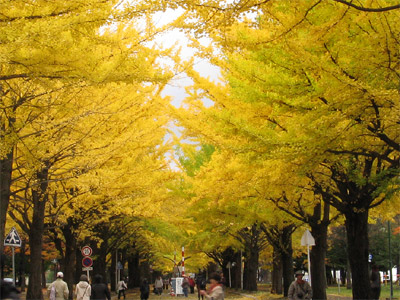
1,1,178,298
173,1,400,299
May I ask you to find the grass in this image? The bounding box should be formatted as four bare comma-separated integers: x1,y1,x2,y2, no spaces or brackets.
327,284,400,299
257,283,400,299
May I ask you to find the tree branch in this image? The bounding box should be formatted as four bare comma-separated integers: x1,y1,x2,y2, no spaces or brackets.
333,0,400,12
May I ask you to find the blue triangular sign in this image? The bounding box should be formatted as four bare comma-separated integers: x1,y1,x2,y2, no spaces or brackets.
4,227,22,247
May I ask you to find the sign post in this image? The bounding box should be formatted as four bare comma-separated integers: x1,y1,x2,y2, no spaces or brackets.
301,229,315,286
81,246,93,281
4,227,22,285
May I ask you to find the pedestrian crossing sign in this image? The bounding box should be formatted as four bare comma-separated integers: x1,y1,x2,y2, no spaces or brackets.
4,227,22,247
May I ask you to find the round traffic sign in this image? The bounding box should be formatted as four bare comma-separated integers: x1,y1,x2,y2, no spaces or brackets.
82,257,93,267
81,246,92,257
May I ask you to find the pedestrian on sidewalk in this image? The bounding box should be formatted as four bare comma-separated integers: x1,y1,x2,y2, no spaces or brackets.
140,279,150,300
117,277,128,300
154,276,163,295
288,270,312,300
188,277,195,294
196,276,206,300
200,273,224,300
47,272,69,300
163,277,169,290
75,275,91,300
181,276,190,298
370,265,381,300
91,274,111,300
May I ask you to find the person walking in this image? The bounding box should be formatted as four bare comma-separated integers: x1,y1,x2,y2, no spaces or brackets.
91,274,111,300
199,273,224,300
117,277,128,300
163,277,169,290
154,276,163,295
288,271,312,300
196,276,206,300
75,275,91,300
48,272,69,300
188,277,195,294
140,279,150,300
371,265,381,300
181,276,190,298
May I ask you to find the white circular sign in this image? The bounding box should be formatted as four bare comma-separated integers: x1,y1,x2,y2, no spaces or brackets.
81,246,92,257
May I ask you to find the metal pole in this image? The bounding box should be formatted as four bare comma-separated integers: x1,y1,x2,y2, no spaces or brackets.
228,265,231,288
307,244,312,286
388,221,393,300
12,247,15,285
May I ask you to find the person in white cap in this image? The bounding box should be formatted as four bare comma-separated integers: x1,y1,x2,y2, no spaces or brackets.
47,272,69,300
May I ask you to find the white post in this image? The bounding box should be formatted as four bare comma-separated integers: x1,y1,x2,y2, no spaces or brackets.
307,244,311,286
301,229,315,287
12,247,15,285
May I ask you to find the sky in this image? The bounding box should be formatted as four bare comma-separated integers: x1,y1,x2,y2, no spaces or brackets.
150,9,221,108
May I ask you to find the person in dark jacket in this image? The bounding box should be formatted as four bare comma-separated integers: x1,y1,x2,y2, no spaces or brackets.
370,265,381,300
140,278,150,300
196,276,206,300
90,274,111,300
181,276,190,297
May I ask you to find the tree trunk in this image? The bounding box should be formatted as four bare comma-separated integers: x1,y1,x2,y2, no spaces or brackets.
26,166,50,300
263,223,295,296
0,151,14,258
93,240,108,281
139,260,151,285
19,240,26,292
281,230,293,297
271,245,283,295
243,245,259,291
346,262,351,289
62,226,77,300
310,220,328,300
26,192,46,300
75,248,83,284
232,251,241,289
128,251,140,288
345,209,370,299
110,249,117,293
